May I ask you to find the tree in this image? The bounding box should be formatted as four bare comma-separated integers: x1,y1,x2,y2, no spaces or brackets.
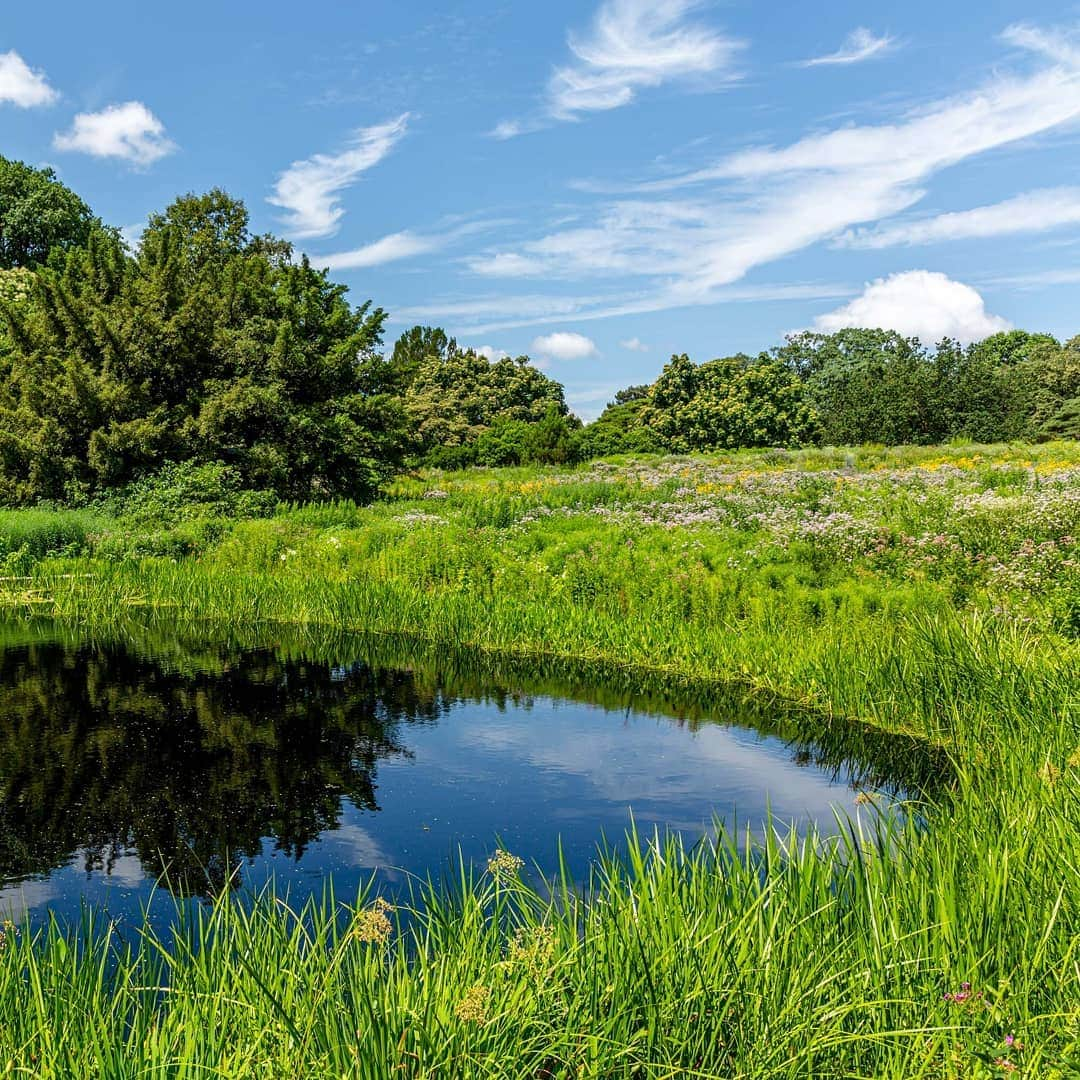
0,189,408,504
642,353,819,452
0,157,97,269
403,347,568,460
948,331,1063,441
580,398,662,457
611,384,650,406
776,330,949,445
388,325,456,392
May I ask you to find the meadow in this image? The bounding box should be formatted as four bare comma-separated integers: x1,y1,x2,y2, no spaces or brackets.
0,442,1078,1077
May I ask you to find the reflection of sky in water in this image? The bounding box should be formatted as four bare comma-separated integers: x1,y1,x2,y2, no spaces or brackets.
1,693,877,926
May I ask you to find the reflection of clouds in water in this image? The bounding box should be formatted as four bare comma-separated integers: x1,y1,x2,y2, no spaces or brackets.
98,853,149,888
0,877,60,919
310,821,389,870
448,700,860,823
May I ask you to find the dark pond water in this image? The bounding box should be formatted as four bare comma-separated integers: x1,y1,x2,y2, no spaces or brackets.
0,621,943,924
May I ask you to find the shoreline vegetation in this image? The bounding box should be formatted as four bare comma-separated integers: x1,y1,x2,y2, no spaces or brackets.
0,442,1076,1075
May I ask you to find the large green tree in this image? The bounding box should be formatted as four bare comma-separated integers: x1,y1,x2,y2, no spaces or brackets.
0,189,407,504
642,352,819,452
399,338,569,458
0,157,97,269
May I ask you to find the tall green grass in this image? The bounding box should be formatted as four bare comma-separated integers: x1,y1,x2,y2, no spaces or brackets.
3,805,1078,1078
0,508,102,561
0,443,1077,1075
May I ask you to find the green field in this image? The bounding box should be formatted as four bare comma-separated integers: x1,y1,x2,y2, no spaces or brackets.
0,442,1078,1077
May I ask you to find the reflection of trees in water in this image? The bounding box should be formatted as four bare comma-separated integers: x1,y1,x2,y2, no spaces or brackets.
0,644,448,894
0,623,950,897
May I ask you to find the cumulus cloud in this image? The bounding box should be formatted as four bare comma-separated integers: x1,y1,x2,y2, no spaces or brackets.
800,28,896,67
0,50,58,107
836,187,1080,248
532,331,599,360
269,114,409,239
813,271,1011,343
53,102,175,166
620,337,650,351
474,344,510,361
495,0,742,135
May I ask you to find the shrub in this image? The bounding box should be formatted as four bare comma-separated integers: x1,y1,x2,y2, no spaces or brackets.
116,461,277,525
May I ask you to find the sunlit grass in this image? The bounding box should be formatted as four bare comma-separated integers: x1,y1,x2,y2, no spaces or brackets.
0,442,1077,1075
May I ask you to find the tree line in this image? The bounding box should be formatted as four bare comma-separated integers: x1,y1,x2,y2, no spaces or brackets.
0,157,1076,506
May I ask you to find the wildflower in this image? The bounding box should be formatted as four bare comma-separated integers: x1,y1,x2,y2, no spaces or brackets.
1038,760,1061,787
506,924,556,978
944,981,976,1004
994,1057,1018,1072
486,849,524,881
351,897,394,944
455,984,490,1024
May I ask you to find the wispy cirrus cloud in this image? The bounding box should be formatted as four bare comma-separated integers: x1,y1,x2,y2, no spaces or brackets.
466,23,1080,327
836,187,1080,249
492,0,742,137
799,28,896,68
317,231,439,271
314,219,501,272
54,102,175,166
269,114,409,239
0,49,58,107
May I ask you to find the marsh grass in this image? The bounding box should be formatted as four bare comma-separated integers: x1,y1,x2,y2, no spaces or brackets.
0,443,1077,1075
1,805,1077,1078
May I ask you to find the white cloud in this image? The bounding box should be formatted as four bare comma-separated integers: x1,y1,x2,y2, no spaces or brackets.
474,344,510,361
813,271,1011,343
490,119,525,140
495,0,742,135
268,114,409,239
53,102,175,166
468,25,1080,321
532,331,600,360
800,28,896,67
318,230,438,271
620,337,650,351
469,252,547,276
119,222,145,251
836,187,1080,248
0,50,58,107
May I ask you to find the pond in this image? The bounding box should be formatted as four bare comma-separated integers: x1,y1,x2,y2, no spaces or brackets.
0,621,943,924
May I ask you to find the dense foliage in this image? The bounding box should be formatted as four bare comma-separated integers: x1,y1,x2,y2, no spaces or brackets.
0,156,97,269
0,159,1076,511
587,328,1080,456
0,190,407,504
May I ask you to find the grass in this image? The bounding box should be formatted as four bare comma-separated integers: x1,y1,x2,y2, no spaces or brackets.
0,441,1077,1076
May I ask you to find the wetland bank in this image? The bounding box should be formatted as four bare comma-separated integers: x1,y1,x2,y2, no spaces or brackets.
0,444,1075,1076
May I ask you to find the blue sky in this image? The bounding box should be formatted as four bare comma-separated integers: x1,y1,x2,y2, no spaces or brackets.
5,1,1080,416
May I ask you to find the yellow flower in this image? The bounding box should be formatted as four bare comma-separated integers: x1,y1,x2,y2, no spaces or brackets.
351,897,394,944
455,984,490,1024
486,849,524,881
1038,760,1061,787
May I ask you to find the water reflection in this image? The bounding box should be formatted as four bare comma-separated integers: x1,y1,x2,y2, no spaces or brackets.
0,641,441,893
0,621,949,916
